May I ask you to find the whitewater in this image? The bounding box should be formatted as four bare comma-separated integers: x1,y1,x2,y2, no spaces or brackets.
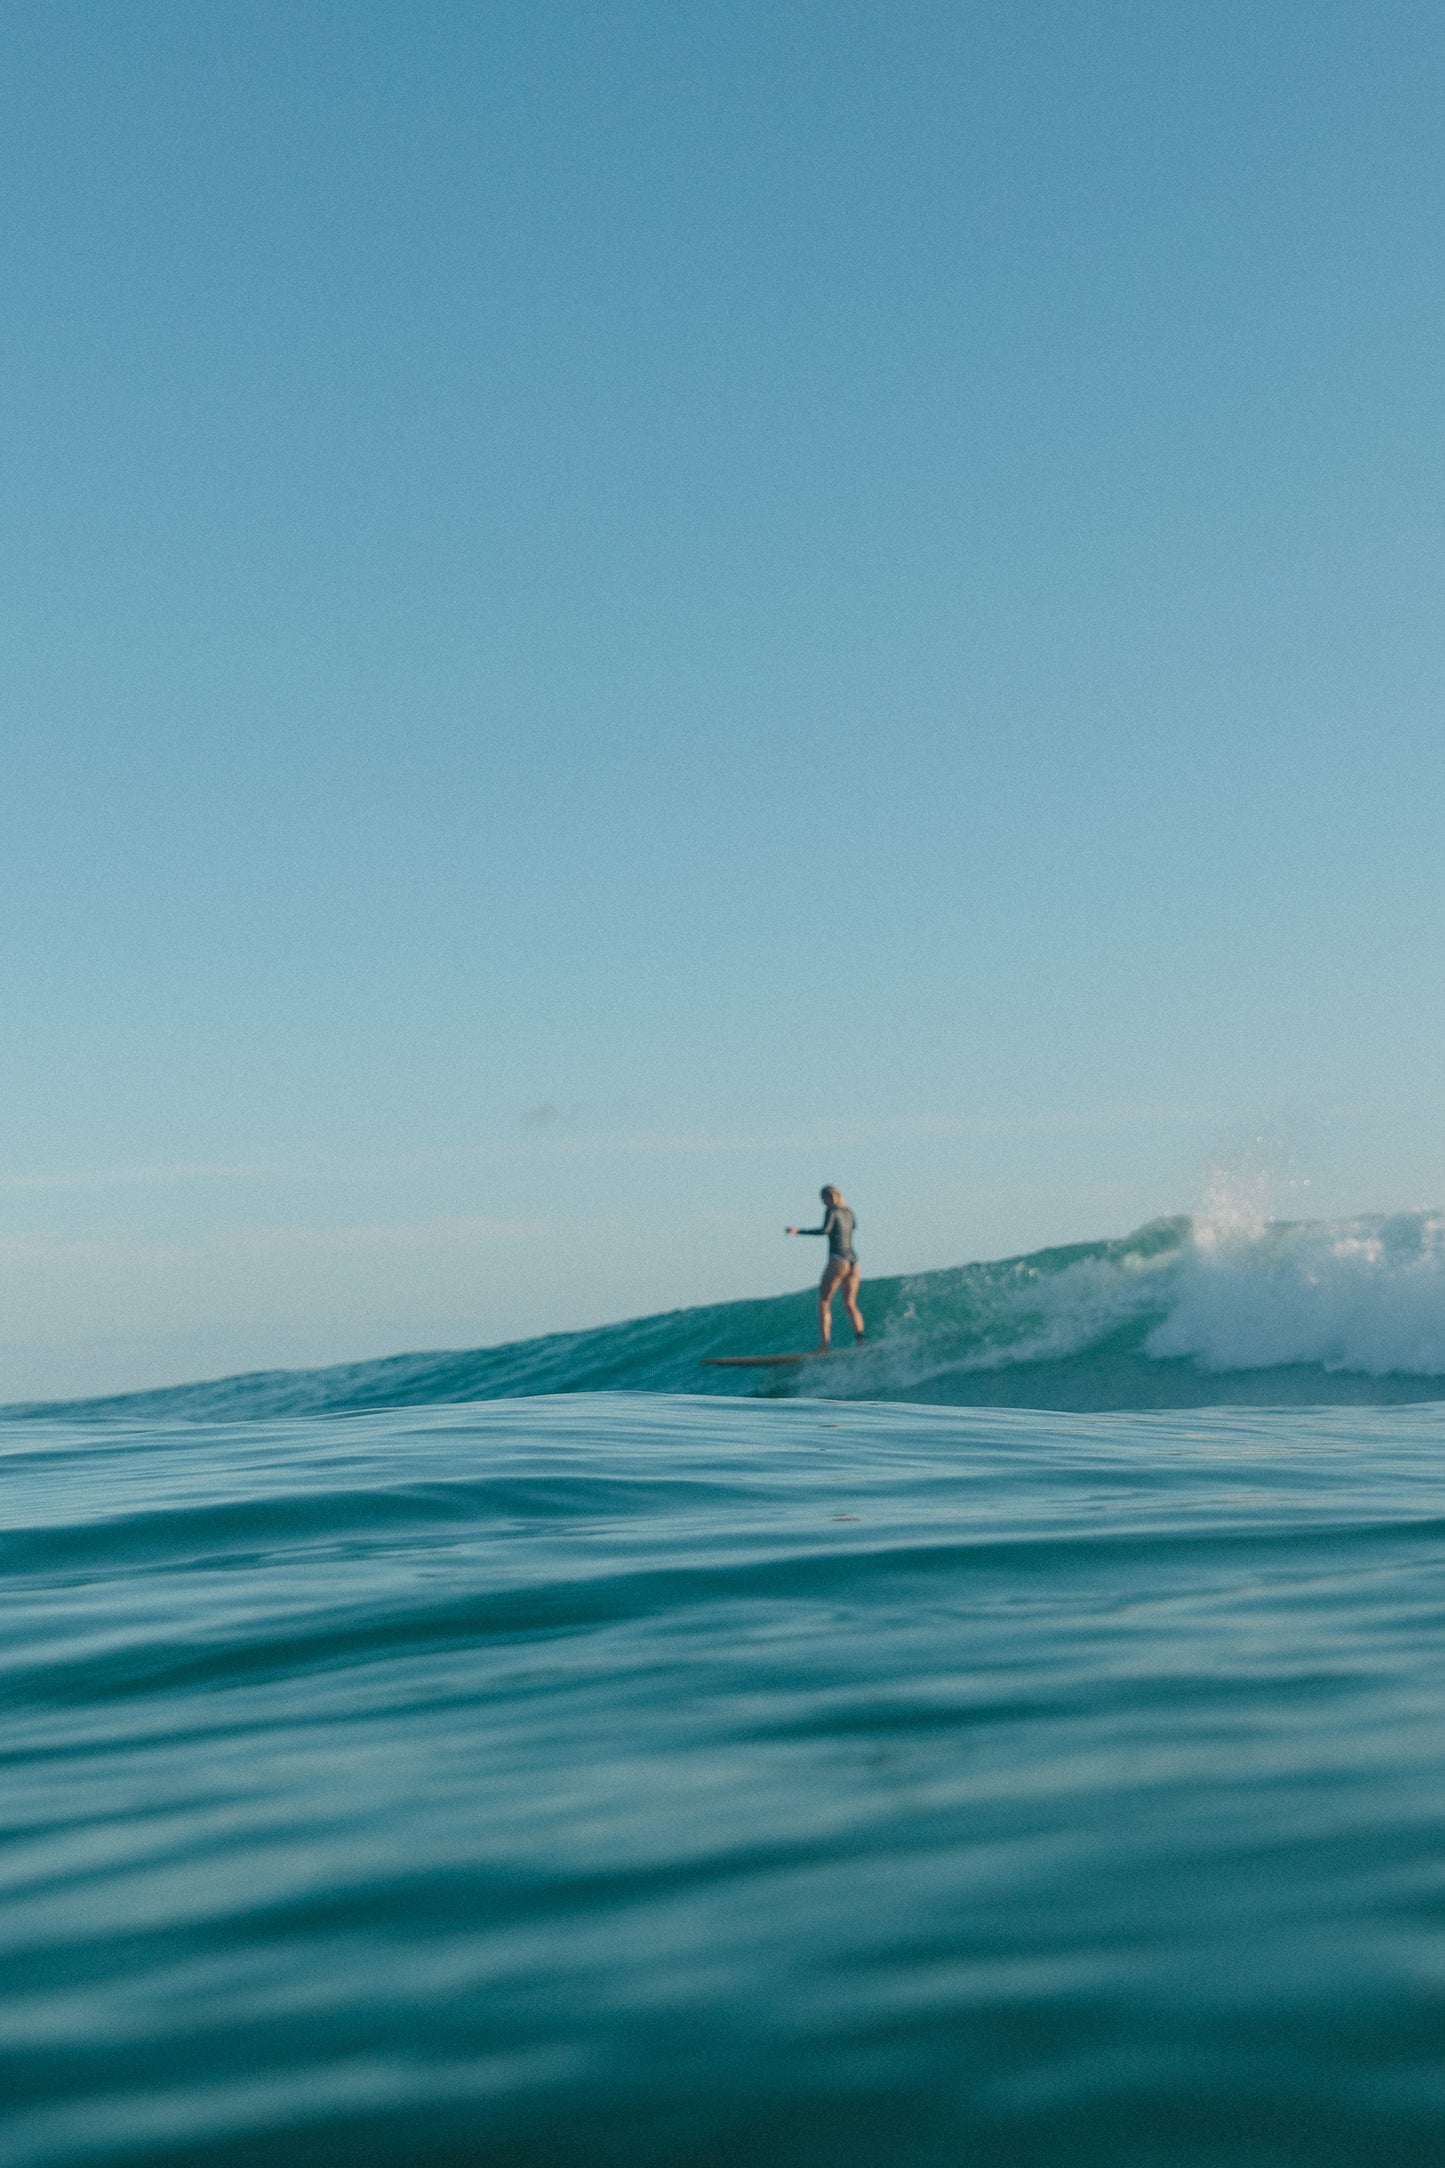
7,1210,1445,2166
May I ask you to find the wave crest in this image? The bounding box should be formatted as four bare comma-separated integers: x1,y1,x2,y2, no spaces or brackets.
12,1212,1445,1422
1148,1211,1445,1377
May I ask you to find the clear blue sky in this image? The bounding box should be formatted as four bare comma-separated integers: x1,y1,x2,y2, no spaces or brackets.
5,0,1444,1397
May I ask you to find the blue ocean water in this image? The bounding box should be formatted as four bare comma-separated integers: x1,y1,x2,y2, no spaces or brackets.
8,1215,1445,2166
19,1210,1445,1423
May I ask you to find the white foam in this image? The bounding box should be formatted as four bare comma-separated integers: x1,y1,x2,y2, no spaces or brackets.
1148,1211,1445,1376
854,1207,1445,1394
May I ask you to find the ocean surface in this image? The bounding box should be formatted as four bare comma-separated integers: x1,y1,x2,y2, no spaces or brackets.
8,1212,1445,2166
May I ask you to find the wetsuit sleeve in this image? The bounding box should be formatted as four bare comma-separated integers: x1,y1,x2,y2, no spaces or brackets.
795,1211,834,1238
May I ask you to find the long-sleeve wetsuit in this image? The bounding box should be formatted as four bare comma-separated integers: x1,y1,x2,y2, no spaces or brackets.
795,1206,857,1262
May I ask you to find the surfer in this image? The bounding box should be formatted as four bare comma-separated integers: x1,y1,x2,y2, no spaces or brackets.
786,1187,865,1349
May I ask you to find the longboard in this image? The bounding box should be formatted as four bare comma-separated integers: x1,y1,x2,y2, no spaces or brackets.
700,1351,832,1368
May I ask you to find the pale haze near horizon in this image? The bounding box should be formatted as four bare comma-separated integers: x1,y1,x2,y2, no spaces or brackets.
5,1,1444,1402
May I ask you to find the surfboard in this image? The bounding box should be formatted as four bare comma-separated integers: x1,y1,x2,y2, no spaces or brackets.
700,1351,831,1368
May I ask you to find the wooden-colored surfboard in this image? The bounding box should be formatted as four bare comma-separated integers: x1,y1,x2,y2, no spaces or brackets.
700,1351,831,1368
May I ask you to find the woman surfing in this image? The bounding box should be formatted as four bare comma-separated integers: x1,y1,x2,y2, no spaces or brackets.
786,1187,865,1349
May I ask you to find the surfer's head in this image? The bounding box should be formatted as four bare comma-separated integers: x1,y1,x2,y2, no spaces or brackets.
822,1185,842,1206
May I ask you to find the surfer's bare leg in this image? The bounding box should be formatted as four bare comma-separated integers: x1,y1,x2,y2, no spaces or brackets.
843,1266,864,1342
818,1259,848,1348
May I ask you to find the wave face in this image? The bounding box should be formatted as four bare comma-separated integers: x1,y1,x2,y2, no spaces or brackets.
7,1392,1445,2167
17,1211,1445,1422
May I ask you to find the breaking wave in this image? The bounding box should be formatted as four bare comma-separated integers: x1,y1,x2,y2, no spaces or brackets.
14,1211,1445,1422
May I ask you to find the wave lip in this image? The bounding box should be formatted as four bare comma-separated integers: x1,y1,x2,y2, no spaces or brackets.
10,1212,1445,1423
1148,1211,1445,1376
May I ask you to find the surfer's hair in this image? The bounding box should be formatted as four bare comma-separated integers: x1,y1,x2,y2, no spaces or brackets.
821,1185,843,1205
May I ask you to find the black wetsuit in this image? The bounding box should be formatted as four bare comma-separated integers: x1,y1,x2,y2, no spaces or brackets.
797,1205,857,1266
